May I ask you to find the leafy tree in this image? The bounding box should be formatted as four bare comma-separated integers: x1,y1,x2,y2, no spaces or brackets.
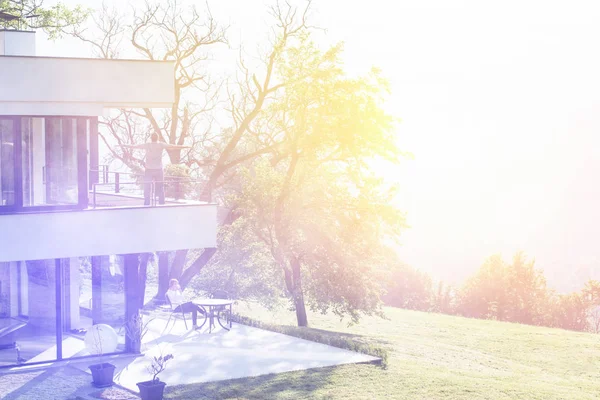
582,279,600,333
504,252,548,325
0,0,88,38
582,279,600,304
549,292,589,331
215,34,403,326
458,254,508,320
458,252,548,324
430,281,455,314
229,158,402,326
383,261,433,311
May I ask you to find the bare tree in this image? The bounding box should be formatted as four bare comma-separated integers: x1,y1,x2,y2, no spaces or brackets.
74,0,322,297
178,1,320,287
69,0,227,169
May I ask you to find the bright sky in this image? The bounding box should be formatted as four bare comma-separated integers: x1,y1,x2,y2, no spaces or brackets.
37,0,600,289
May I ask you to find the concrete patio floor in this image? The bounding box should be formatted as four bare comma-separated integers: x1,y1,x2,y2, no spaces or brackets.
73,315,379,393
0,315,378,399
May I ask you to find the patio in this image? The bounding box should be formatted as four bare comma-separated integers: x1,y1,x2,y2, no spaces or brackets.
77,314,379,391
0,314,379,399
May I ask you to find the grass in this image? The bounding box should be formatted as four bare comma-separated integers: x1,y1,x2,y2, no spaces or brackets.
165,303,600,399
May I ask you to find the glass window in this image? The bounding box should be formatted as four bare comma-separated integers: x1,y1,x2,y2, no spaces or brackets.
0,119,15,206
22,117,80,206
0,256,128,368
0,260,57,367
63,256,125,360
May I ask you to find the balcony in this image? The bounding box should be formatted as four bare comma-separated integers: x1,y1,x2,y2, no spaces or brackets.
0,171,217,263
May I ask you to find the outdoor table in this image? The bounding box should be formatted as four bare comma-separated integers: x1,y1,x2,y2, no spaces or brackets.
193,299,233,333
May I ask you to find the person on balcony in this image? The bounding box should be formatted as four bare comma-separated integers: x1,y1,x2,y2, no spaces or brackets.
120,134,190,205
166,278,205,329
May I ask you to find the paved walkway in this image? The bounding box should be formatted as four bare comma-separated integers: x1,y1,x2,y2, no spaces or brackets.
1,318,378,398
0,365,138,400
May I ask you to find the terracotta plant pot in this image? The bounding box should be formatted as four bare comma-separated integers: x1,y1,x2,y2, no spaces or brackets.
137,380,167,400
89,362,116,388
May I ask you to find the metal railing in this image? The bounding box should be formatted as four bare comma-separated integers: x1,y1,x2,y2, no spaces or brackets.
89,167,210,208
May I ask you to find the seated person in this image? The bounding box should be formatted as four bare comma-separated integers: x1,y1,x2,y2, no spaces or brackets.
166,279,205,330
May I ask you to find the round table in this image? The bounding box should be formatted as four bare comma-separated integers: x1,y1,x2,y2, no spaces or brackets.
193,299,233,332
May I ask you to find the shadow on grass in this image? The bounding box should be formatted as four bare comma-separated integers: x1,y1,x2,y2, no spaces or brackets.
165,365,339,400
301,326,391,349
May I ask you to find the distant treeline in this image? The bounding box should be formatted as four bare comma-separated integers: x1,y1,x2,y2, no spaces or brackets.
384,252,600,333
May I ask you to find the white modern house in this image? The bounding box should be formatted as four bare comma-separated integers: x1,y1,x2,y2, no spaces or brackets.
0,27,217,368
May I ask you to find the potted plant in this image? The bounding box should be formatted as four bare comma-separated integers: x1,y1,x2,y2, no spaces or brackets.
86,324,118,388
137,353,174,400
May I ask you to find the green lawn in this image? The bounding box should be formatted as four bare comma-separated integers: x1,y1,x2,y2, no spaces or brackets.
165,304,600,399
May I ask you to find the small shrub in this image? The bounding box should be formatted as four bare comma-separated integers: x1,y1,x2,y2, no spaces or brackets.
148,353,174,383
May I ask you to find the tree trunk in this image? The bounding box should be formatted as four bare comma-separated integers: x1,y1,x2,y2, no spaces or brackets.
290,256,308,327
175,207,240,289
294,293,308,327
156,252,170,301
169,250,188,281
166,149,181,164
179,247,217,289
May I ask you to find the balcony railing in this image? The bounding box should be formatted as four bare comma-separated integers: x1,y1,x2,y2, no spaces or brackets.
89,167,210,208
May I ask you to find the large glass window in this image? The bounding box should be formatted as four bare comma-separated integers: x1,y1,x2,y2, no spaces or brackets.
22,117,82,207
0,119,15,206
63,256,125,359
0,260,57,367
0,256,127,367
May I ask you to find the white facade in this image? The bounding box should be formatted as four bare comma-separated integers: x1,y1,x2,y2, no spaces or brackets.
0,30,35,56
0,28,217,369
0,56,175,115
0,29,217,258
0,204,217,262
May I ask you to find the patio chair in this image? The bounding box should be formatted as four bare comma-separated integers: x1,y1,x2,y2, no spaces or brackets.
164,292,189,330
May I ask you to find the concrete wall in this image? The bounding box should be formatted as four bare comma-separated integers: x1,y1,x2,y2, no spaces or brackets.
0,30,36,56
0,204,217,262
0,56,174,115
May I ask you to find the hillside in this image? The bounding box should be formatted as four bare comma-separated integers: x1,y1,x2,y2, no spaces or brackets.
167,304,600,399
